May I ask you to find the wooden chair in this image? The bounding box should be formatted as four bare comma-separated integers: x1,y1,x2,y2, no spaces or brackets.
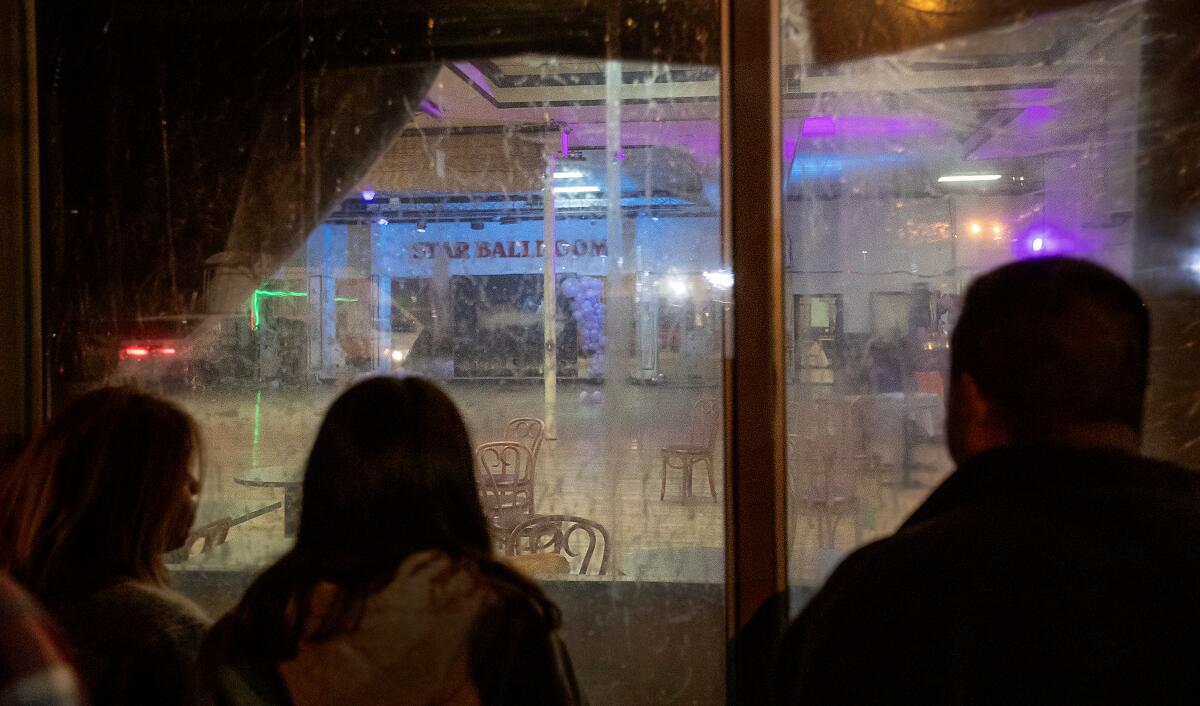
504,417,545,467
165,517,233,563
788,434,860,549
506,514,611,576
165,500,283,563
477,441,536,545
837,396,901,507
660,398,720,502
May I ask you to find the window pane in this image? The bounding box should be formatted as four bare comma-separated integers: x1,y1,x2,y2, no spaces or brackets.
781,1,1160,590
43,15,725,706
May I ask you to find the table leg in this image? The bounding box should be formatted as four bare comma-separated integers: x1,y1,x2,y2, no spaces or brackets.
898,418,929,490
283,487,302,537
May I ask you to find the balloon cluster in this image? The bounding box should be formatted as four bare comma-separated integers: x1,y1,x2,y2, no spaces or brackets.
560,276,606,378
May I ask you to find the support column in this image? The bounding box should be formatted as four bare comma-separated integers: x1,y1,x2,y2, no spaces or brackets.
370,221,392,371
306,224,338,379
542,139,558,439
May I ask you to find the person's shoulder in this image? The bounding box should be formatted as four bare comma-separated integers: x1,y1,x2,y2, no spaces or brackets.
472,557,559,621
82,580,211,647
0,576,84,706
195,614,290,706
798,536,904,614
104,580,209,621
777,538,915,702
460,558,582,705
1126,454,1200,488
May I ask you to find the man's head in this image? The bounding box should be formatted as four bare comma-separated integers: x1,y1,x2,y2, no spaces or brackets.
947,257,1150,463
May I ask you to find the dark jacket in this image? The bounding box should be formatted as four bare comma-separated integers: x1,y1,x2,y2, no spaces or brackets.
777,445,1200,704
195,551,582,706
47,580,210,706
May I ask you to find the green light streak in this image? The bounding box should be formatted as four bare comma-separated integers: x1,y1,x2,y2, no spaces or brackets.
249,289,359,330
250,289,307,330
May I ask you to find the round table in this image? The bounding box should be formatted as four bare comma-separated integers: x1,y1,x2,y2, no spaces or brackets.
234,466,304,537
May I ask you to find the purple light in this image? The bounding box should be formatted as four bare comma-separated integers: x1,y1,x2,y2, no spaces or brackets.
1014,105,1057,130
1013,223,1088,259
802,116,837,137
418,98,445,121
783,136,798,167
1015,87,1055,103
561,129,570,159
801,114,943,140
360,190,376,201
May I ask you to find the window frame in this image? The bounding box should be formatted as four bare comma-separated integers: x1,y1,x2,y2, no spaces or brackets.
8,1,1200,703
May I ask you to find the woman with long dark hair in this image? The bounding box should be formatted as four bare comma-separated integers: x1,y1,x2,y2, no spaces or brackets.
0,387,209,705
198,376,580,705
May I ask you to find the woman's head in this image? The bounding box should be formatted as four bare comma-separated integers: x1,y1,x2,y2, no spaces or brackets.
234,376,494,656
0,387,201,594
295,375,490,568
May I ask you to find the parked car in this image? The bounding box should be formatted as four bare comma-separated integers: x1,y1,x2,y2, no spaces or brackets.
110,316,203,391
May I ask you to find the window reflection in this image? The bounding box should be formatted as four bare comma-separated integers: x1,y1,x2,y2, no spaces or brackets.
782,1,1145,587
51,51,729,700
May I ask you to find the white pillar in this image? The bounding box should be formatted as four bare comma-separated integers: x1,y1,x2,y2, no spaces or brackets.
542,138,558,440
636,269,659,379
370,222,392,371
306,224,337,378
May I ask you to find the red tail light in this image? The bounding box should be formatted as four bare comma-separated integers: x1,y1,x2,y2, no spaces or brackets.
124,346,150,358
159,347,177,356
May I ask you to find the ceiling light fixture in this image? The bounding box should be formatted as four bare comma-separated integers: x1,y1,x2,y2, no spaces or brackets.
416,220,427,233
552,185,601,194
553,170,585,180
938,174,1003,183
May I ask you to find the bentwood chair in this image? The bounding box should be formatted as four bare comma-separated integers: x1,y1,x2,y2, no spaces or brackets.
788,434,861,549
506,514,611,576
476,441,536,546
504,417,545,468
660,398,720,502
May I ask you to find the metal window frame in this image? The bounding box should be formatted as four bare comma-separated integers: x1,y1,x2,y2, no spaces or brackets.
721,0,789,701
0,0,44,462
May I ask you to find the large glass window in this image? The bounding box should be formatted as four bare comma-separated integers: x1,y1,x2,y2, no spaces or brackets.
31,0,1200,702
780,0,1185,595
39,3,726,697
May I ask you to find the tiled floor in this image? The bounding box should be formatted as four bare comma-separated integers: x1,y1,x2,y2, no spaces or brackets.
170,380,954,587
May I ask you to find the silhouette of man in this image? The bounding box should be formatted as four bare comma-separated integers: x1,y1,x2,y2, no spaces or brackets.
776,257,1200,703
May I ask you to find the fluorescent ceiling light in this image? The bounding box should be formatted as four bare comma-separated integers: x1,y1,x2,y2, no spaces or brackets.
553,170,585,179
938,174,1003,183
553,185,601,194
703,270,734,290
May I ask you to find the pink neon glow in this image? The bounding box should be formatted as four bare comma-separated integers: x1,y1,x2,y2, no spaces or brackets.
124,346,150,358
1015,87,1055,103
801,114,944,139
1013,223,1088,259
159,347,177,356
1014,105,1057,130
561,129,570,158
802,116,837,137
